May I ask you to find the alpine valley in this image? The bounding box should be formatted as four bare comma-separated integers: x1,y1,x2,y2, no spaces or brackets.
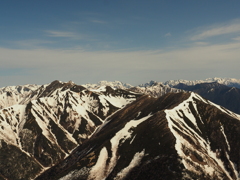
1,78,240,180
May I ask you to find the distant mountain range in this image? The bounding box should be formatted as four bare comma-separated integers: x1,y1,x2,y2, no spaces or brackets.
163,77,240,88
1,78,240,179
82,77,240,89
82,78,240,114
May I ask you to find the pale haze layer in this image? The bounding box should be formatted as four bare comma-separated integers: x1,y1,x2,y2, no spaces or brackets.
1,1,240,87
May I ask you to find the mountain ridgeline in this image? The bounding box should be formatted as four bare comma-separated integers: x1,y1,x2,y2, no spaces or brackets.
0,78,240,180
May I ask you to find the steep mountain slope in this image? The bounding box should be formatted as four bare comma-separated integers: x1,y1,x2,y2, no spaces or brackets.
0,80,141,180
174,82,240,114
36,92,240,180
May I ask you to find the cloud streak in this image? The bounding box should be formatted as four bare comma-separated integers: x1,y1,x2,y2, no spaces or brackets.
89,19,107,24
190,20,240,40
10,39,55,49
232,36,240,41
165,33,171,37
45,30,82,39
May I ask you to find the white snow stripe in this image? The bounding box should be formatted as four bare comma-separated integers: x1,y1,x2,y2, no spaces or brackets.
114,149,145,180
165,92,234,179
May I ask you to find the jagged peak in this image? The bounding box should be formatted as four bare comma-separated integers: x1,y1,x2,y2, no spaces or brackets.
83,80,133,90
138,80,158,87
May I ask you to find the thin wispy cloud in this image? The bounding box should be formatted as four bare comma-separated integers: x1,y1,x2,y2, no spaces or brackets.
190,20,240,41
164,33,171,37
11,39,55,49
232,36,240,41
45,30,80,38
89,19,107,24
193,41,209,46
1,42,238,68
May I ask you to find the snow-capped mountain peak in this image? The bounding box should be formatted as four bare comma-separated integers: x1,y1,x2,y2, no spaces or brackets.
138,80,158,87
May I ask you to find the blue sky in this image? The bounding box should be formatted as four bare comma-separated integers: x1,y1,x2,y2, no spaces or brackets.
1,1,240,87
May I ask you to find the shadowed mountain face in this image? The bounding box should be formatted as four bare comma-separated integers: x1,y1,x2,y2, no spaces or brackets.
174,82,240,114
36,92,240,180
0,81,141,180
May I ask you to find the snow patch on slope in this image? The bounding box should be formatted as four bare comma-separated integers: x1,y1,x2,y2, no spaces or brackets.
114,149,145,180
88,114,152,179
88,147,109,180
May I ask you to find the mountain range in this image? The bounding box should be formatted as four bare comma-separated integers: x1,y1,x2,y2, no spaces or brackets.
0,80,141,180
37,92,240,180
82,77,240,89
1,77,240,179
